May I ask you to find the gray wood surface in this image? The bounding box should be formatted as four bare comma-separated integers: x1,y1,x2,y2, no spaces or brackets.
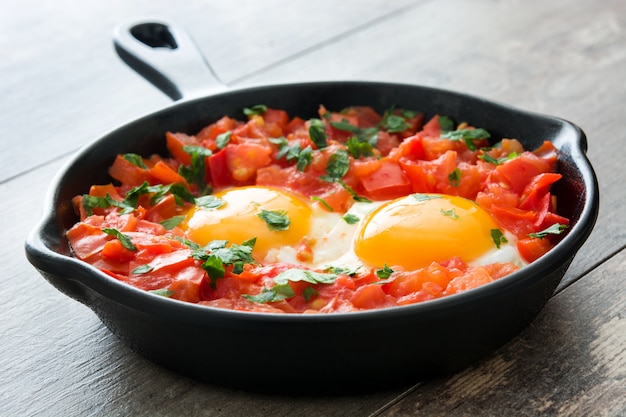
2,0,625,416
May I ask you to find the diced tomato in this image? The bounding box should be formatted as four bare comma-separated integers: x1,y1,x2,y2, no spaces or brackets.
517,237,553,263
496,152,552,194
196,116,239,150
101,239,136,262
109,155,152,186
359,159,412,200
262,108,290,131
444,267,493,295
519,173,562,210
149,160,189,188
165,131,201,166
351,284,396,310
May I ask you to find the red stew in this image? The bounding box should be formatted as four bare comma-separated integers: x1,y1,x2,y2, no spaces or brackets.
67,105,569,313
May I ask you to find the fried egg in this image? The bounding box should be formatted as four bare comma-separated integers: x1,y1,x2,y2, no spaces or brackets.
182,186,526,272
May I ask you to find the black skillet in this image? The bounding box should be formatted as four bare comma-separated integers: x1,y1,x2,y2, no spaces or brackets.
25,20,599,393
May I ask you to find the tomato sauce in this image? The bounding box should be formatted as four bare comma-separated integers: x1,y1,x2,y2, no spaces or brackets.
66,105,569,313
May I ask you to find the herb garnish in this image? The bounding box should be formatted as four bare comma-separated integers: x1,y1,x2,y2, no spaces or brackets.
102,227,137,251
528,223,568,239
308,118,328,149
179,145,212,193
216,131,232,149
412,193,443,203
448,168,462,187
342,213,360,224
440,209,460,220
269,137,313,171
122,153,147,169
376,264,395,279
321,150,372,203
257,209,290,231
490,229,508,249
441,128,490,151
195,194,225,210
243,104,267,116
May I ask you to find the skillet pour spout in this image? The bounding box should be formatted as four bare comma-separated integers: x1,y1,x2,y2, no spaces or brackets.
24,19,599,392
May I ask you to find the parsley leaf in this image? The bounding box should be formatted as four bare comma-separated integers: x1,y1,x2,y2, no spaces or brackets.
478,151,518,165
379,111,409,133
216,131,232,149
323,265,361,276
303,286,318,302
242,284,295,303
345,136,374,159
440,209,460,220
342,213,360,224
132,264,154,275
330,119,379,150
257,209,290,231
102,227,137,251
273,269,337,285
81,194,111,216
243,104,267,116
490,229,508,249
195,194,225,210
308,118,328,149
179,145,212,193
123,153,147,169
376,264,394,279
269,138,313,171
448,168,462,187
412,193,443,203
150,288,174,297
528,223,569,239
311,196,334,212
438,116,455,133
159,215,186,230
441,128,490,151
323,149,350,180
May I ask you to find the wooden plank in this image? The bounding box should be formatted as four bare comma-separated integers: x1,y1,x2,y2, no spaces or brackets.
375,249,626,416
0,0,417,184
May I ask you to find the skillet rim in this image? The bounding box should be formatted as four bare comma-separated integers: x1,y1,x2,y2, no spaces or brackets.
25,80,600,324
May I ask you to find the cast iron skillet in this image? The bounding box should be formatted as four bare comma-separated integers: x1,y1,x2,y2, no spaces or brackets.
25,20,599,393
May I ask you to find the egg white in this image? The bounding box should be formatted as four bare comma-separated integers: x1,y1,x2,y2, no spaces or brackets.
265,199,526,272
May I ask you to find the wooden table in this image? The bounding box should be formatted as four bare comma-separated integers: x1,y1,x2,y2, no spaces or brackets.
3,1,625,415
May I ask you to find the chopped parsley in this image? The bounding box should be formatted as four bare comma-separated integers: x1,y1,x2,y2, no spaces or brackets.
448,168,462,187
257,209,290,231
308,118,328,149
273,268,338,285
242,284,295,303
303,286,318,302
441,128,490,151
528,223,569,239
216,131,232,149
412,193,443,203
478,151,518,165
179,145,212,193
342,213,360,224
243,104,267,116
150,288,174,298
102,227,137,251
132,264,154,275
490,229,508,249
195,194,225,210
269,137,312,171
122,153,147,169
376,264,395,279
438,116,455,133
440,209,460,220
311,196,334,212
321,150,372,203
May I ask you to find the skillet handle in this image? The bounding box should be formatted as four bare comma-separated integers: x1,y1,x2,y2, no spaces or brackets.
113,19,227,101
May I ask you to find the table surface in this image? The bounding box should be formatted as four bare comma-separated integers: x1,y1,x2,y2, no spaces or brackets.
3,1,625,416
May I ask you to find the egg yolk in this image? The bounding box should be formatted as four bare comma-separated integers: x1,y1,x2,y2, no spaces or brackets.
354,194,500,270
182,186,312,260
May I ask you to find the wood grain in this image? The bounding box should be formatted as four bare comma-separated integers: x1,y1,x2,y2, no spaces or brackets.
377,249,626,417
2,0,625,415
